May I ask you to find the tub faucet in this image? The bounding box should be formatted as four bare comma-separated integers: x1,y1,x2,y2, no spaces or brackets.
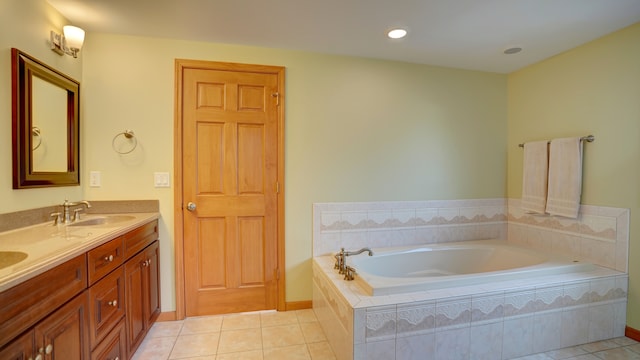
61,199,91,224
334,247,373,277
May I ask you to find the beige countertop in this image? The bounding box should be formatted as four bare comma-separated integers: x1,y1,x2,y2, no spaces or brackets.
0,212,159,292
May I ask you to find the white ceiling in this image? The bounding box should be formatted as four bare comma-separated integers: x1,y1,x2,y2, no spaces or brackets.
47,0,640,73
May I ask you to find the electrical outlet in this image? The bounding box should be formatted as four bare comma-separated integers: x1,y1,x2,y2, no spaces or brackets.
154,172,170,188
89,171,101,187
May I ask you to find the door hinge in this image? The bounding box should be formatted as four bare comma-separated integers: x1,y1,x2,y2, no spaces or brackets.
276,268,280,280
275,182,280,194
272,92,280,106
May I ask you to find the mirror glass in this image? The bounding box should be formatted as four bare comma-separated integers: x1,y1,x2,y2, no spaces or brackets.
32,76,68,172
11,48,80,189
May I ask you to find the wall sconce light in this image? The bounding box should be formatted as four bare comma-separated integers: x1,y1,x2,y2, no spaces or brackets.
50,25,85,58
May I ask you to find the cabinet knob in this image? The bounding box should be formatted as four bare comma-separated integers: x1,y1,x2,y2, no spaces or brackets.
34,355,43,360
45,344,53,354
108,300,118,307
104,254,114,262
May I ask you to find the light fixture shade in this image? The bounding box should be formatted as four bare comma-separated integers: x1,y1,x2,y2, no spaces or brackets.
63,25,85,50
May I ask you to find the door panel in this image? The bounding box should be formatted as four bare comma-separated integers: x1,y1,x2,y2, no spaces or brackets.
238,124,265,194
196,123,224,194
182,64,281,316
239,216,265,286
198,218,226,288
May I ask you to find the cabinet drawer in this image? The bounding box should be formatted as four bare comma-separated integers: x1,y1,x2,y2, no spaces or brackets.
0,254,87,348
91,319,127,360
88,267,125,349
88,237,124,285
123,220,158,259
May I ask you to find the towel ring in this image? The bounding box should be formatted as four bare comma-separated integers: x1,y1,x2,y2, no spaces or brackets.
32,127,42,151
112,130,137,154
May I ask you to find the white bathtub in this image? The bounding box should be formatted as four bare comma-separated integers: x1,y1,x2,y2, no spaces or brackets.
350,240,595,295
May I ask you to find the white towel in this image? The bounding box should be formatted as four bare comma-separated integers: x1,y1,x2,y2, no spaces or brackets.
521,140,549,214
546,137,583,218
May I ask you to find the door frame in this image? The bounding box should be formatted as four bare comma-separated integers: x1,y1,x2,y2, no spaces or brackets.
173,59,286,319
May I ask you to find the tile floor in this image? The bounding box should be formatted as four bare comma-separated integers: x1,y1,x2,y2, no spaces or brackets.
514,337,640,360
132,309,336,360
132,310,640,360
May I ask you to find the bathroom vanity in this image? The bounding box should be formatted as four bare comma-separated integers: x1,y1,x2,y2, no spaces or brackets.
0,213,160,360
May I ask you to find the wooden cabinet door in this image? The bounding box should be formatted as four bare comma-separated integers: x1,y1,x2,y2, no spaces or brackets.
124,249,146,355
34,291,90,360
125,240,160,355
0,331,34,360
144,241,161,326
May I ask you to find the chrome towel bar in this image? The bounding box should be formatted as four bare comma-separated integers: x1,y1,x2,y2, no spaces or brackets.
518,134,594,148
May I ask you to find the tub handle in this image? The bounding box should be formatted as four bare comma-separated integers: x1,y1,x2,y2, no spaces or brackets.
344,266,357,281
334,248,346,274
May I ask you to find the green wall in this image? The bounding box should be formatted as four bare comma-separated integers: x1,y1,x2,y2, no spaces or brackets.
80,33,508,309
507,23,640,328
0,0,84,213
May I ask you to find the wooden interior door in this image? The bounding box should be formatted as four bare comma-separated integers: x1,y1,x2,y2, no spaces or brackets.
180,61,282,316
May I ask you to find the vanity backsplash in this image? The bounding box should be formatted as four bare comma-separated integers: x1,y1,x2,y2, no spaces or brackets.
0,200,159,232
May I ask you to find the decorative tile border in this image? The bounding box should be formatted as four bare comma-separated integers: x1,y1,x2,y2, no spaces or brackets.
471,292,504,324
396,301,435,337
435,297,472,329
365,306,396,342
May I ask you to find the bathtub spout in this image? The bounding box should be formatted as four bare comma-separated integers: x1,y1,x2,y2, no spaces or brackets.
344,248,373,257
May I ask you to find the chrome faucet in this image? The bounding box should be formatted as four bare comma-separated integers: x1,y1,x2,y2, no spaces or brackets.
344,247,373,257
61,199,92,224
334,247,373,280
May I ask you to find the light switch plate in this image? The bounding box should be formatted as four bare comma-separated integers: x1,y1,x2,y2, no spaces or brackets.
89,171,101,187
154,172,170,188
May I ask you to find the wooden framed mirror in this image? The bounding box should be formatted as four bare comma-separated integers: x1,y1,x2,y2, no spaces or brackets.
11,48,80,189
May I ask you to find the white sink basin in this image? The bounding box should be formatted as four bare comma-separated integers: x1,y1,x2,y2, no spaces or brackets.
0,251,28,270
67,215,136,227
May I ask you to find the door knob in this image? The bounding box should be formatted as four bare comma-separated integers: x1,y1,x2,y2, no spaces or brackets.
187,202,196,211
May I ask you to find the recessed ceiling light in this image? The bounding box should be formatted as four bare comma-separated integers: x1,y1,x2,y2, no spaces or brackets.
504,47,523,55
387,28,407,39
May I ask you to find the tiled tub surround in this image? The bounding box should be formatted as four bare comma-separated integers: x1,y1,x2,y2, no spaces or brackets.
313,199,508,257
314,256,628,360
507,198,630,273
312,199,630,360
313,199,629,272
